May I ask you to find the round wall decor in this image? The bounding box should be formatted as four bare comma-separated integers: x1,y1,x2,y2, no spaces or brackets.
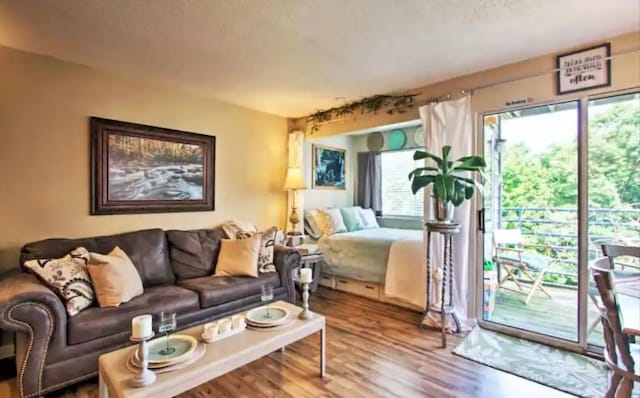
366,132,384,151
386,129,406,150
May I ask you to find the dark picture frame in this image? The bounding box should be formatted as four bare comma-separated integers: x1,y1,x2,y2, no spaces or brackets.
90,117,215,215
556,43,611,95
312,144,346,190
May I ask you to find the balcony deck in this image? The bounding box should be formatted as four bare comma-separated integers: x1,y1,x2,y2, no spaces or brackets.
489,281,603,344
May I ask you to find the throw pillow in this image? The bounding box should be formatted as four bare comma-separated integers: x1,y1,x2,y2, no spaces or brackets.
318,208,348,236
88,247,144,308
304,210,324,240
166,228,226,280
254,227,278,273
340,206,365,232
23,247,94,316
214,238,260,278
221,219,258,239
359,208,380,229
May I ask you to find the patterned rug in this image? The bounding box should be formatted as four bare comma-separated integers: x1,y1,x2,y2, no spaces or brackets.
453,327,609,398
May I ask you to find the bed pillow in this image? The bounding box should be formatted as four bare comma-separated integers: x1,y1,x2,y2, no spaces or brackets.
359,208,380,229
304,209,324,239
340,206,365,232
318,208,348,236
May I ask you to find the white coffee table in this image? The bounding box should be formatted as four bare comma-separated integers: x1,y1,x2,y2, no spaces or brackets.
98,301,326,398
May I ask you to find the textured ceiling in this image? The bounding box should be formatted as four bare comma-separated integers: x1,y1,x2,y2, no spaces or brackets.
0,0,638,117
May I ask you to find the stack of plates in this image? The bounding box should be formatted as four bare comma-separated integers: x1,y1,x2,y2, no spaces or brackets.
128,334,205,374
245,306,293,330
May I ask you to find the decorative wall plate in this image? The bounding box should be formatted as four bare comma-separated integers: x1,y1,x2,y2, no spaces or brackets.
386,129,406,150
366,132,384,151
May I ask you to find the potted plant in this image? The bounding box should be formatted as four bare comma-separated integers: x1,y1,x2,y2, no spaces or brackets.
408,145,486,222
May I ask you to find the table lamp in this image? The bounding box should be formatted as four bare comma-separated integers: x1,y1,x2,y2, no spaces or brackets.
283,167,307,235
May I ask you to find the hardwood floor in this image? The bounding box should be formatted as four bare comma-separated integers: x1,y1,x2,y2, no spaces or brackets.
0,287,572,398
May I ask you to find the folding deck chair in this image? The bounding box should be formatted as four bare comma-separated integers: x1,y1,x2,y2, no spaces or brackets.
493,229,554,304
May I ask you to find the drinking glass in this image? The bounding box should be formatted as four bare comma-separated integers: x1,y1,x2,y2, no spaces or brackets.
158,312,177,356
261,284,274,318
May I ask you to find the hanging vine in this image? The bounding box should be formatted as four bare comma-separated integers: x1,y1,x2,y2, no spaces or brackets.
306,93,420,133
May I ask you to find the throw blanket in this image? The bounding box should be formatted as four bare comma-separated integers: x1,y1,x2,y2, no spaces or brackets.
384,239,426,309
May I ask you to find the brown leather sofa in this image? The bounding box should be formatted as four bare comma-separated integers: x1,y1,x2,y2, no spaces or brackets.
0,228,300,398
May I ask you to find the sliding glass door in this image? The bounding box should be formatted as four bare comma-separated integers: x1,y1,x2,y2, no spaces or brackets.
481,102,580,342
478,89,639,352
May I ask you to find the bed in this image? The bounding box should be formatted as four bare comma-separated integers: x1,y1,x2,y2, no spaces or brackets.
313,227,423,283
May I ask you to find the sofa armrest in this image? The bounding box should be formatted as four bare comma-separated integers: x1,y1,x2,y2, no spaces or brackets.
0,270,67,398
274,245,300,303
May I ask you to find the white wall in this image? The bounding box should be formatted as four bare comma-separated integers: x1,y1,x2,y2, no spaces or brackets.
303,135,355,210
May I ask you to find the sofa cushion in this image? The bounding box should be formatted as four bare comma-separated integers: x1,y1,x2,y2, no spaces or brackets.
68,285,198,345
21,228,174,287
179,273,280,308
166,227,226,280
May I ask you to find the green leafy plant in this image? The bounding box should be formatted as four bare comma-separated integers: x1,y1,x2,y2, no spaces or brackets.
483,260,495,272
409,145,486,206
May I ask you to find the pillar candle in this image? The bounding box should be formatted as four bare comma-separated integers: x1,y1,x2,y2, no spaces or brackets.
300,268,313,283
131,314,153,339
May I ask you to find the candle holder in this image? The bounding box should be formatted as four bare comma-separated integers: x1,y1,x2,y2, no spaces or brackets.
130,332,156,388
299,281,314,320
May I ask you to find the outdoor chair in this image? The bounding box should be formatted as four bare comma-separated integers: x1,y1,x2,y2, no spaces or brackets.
591,257,640,398
493,228,554,304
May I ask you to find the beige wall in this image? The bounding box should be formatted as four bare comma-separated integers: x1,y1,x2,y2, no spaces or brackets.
304,135,355,210
0,45,288,273
299,31,640,138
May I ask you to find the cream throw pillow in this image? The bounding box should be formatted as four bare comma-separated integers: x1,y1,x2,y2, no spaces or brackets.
88,247,144,308
214,238,260,278
317,208,348,236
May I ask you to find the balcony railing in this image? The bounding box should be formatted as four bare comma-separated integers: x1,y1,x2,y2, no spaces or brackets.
496,206,640,287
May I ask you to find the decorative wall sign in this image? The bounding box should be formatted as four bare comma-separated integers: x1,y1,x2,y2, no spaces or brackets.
312,144,346,190
556,43,611,95
90,117,215,215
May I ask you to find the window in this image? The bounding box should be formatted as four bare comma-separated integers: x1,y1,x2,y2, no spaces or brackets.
381,149,423,217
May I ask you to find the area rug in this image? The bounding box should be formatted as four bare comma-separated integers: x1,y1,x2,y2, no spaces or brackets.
453,327,609,398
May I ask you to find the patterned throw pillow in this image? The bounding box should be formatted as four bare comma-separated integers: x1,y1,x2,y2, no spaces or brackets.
359,208,380,229
340,206,365,232
23,247,94,316
318,208,348,236
254,227,278,273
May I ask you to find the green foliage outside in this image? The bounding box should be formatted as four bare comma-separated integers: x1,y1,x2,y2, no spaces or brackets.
494,102,640,286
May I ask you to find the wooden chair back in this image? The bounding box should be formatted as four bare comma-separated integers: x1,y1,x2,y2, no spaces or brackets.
591,257,636,375
601,244,640,270
493,229,523,245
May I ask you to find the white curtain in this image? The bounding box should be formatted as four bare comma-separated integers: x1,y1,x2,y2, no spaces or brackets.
286,130,305,233
419,96,475,330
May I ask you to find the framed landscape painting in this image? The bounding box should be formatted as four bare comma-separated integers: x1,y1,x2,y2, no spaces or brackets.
90,117,215,215
312,144,346,190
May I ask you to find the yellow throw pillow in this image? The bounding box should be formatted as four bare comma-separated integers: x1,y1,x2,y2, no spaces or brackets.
214,238,260,278
88,247,144,308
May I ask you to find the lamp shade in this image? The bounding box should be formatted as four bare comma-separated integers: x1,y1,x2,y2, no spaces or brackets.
283,167,307,190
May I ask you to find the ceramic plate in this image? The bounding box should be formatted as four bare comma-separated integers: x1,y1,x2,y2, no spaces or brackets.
245,306,290,326
142,334,198,365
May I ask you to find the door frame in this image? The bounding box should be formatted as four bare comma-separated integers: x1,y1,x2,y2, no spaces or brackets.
474,86,640,354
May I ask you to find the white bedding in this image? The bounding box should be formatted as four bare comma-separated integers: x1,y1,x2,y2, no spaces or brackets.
317,228,422,283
